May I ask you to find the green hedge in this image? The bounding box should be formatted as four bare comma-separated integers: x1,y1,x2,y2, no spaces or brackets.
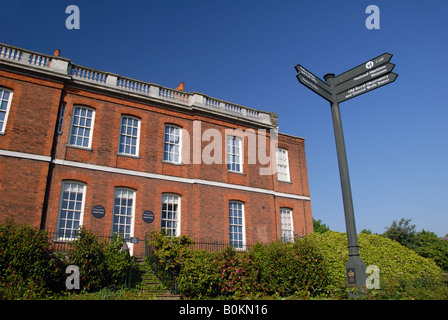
150,231,448,299
306,231,443,285
148,231,331,299
305,231,448,299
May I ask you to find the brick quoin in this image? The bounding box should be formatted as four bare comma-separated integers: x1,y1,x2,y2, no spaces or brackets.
0,43,313,257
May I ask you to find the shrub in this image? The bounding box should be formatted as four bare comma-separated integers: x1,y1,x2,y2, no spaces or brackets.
177,249,221,298
66,227,135,292
305,231,445,298
175,238,330,299
250,239,330,297
0,219,65,299
146,230,194,290
414,232,448,272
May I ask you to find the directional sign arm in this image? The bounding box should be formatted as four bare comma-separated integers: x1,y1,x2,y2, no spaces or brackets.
334,53,393,86
336,72,398,103
334,63,395,95
295,64,331,95
296,74,333,102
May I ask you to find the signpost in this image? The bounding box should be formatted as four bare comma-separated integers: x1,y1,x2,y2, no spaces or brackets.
294,53,398,297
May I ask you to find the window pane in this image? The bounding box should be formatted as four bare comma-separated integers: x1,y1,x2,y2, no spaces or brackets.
118,116,139,155
0,88,13,132
56,182,85,240
227,136,242,172
280,208,294,243
69,106,94,147
161,194,180,237
112,188,135,241
163,125,181,163
229,201,244,249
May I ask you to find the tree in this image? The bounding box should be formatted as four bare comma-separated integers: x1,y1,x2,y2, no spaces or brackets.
313,219,330,234
414,230,448,272
383,218,418,249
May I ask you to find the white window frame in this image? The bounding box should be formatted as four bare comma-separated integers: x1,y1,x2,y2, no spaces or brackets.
229,201,246,250
56,181,86,241
163,125,182,164
276,148,291,182
161,194,181,237
280,208,294,243
68,106,95,149
118,115,140,156
226,136,243,173
111,188,136,246
0,87,13,134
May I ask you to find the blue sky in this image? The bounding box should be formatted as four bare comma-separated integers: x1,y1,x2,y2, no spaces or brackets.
1,0,447,236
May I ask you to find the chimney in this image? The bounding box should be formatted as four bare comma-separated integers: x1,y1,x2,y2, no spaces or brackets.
175,82,185,91
53,49,61,57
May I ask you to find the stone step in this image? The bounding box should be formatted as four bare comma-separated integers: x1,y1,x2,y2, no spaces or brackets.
157,294,182,300
136,260,182,300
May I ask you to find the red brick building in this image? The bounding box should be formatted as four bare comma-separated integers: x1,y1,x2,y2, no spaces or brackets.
0,43,312,256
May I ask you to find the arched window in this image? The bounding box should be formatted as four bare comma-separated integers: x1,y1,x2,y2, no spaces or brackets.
229,201,245,249
112,187,136,242
280,208,294,243
56,181,86,240
161,194,181,237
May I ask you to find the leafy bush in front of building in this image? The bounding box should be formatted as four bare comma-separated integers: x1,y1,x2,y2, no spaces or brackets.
178,246,260,298
0,219,65,299
65,227,136,292
148,230,331,299
0,220,137,298
147,230,194,292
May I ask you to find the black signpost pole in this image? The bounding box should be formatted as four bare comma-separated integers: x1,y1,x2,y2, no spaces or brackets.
294,53,397,297
324,73,366,296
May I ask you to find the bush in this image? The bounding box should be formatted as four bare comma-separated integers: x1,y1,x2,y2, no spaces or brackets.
250,239,330,297
146,230,194,290
172,237,330,299
66,227,135,292
414,231,448,272
305,231,446,299
0,219,65,299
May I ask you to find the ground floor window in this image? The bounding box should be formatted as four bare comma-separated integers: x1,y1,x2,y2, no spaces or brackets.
56,181,86,240
161,194,180,237
280,208,294,243
229,201,245,249
112,188,135,242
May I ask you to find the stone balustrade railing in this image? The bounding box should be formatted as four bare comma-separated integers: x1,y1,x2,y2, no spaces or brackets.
0,43,276,127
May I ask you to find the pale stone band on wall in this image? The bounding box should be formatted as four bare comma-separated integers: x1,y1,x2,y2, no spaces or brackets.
0,148,310,201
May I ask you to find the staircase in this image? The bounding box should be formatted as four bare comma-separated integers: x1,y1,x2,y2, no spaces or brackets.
135,258,182,300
